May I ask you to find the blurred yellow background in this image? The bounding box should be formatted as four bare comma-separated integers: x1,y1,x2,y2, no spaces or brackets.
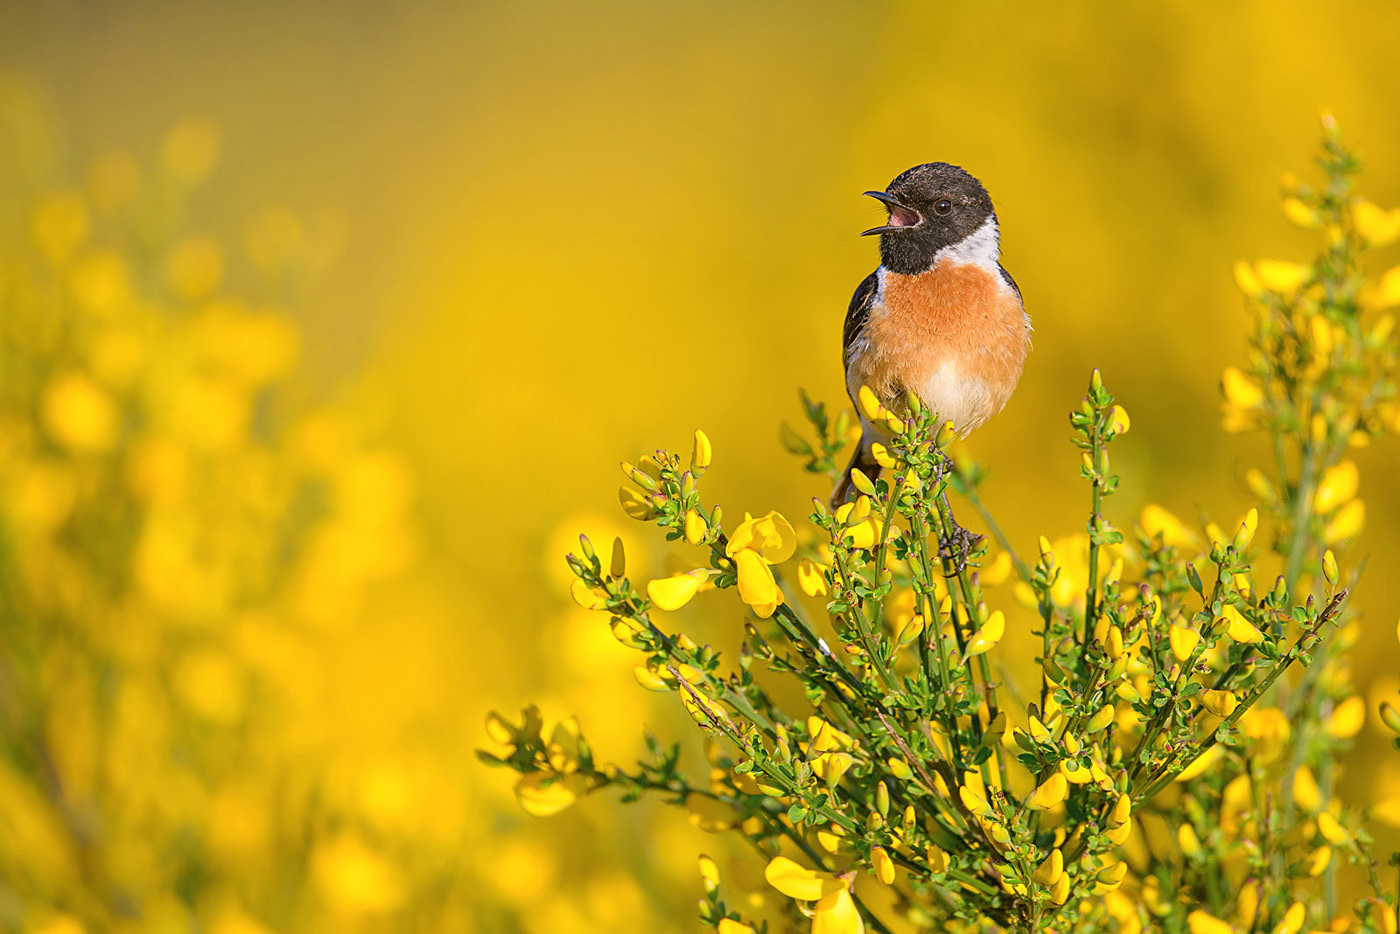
2,1,1399,931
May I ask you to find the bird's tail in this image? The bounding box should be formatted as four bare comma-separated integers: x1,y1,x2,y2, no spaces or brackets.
830,441,882,510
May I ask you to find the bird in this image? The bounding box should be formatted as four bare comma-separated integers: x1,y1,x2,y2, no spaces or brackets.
832,162,1031,507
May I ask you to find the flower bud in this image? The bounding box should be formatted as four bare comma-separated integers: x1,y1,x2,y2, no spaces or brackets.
1322,549,1338,585
1201,690,1239,717
871,846,895,885
685,509,706,545
1379,701,1400,735
1233,507,1258,549
1109,405,1130,436
858,385,884,422
691,429,712,473
622,461,657,491
610,537,626,578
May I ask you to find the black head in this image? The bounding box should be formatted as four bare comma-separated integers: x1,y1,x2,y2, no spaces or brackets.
862,163,997,275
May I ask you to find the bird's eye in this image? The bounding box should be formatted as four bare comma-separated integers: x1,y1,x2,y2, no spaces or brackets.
934,199,953,216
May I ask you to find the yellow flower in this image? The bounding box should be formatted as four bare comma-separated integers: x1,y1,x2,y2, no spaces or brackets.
1233,261,1262,297
685,508,706,544
1271,903,1306,934
1367,265,1400,309
1283,197,1321,228
633,666,670,691
1198,691,1243,722
718,921,756,934
1323,499,1365,543
811,751,853,785
1175,745,1222,782
1234,507,1258,548
1316,811,1349,845
1255,260,1310,293
41,372,119,454
959,770,993,817
1221,605,1263,644
1029,772,1067,810
1095,859,1127,892
1313,460,1358,513
833,499,882,550
1322,549,1338,585
1221,367,1264,409
1169,624,1200,662
733,549,780,617
964,610,1005,658
1238,707,1290,764
1304,845,1331,876
1109,405,1130,435
726,511,797,562
692,429,713,472
871,846,895,885
980,551,1012,586
680,685,728,728
1178,823,1201,858
857,385,884,422
1086,704,1115,733
870,442,897,469
619,484,654,520
1140,504,1195,548
1326,695,1365,738
1032,848,1064,886
763,856,847,901
798,557,829,597
1187,910,1235,934
1292,765,1321,812
807,717,855,752
647,569,708,611
813,888,865,934
1354,198,1400,245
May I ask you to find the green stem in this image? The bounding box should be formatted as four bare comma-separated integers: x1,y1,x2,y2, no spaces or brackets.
1084,430,1104,651
934,489,1008,785
1282,442,1318,595
909,506,965,768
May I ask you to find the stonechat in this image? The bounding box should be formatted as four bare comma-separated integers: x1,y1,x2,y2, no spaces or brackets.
833,162,1031,506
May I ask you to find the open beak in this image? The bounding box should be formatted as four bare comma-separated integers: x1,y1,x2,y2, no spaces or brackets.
861,191,923,236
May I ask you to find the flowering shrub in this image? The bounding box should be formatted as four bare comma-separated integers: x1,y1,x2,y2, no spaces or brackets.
486,118,1400,932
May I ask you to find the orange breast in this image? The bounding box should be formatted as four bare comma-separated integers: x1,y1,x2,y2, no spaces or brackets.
848,260,1030,435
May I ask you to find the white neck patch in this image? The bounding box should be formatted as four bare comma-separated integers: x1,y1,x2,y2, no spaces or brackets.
932,214,1001,275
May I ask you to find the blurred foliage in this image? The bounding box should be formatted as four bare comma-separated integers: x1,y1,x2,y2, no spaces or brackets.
3,1,1400,931
0,99,442,931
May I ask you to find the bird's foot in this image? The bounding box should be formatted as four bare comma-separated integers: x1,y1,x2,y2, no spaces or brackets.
939,520,983,577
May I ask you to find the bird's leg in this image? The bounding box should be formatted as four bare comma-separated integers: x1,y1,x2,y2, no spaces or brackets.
929,455,982,575
938,518,982,577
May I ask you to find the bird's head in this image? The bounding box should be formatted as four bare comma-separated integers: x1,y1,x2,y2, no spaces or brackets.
863,163,997,275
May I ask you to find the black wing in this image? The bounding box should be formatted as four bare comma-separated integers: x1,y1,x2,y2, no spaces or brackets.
998,263,1022,302
842,270,880,370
